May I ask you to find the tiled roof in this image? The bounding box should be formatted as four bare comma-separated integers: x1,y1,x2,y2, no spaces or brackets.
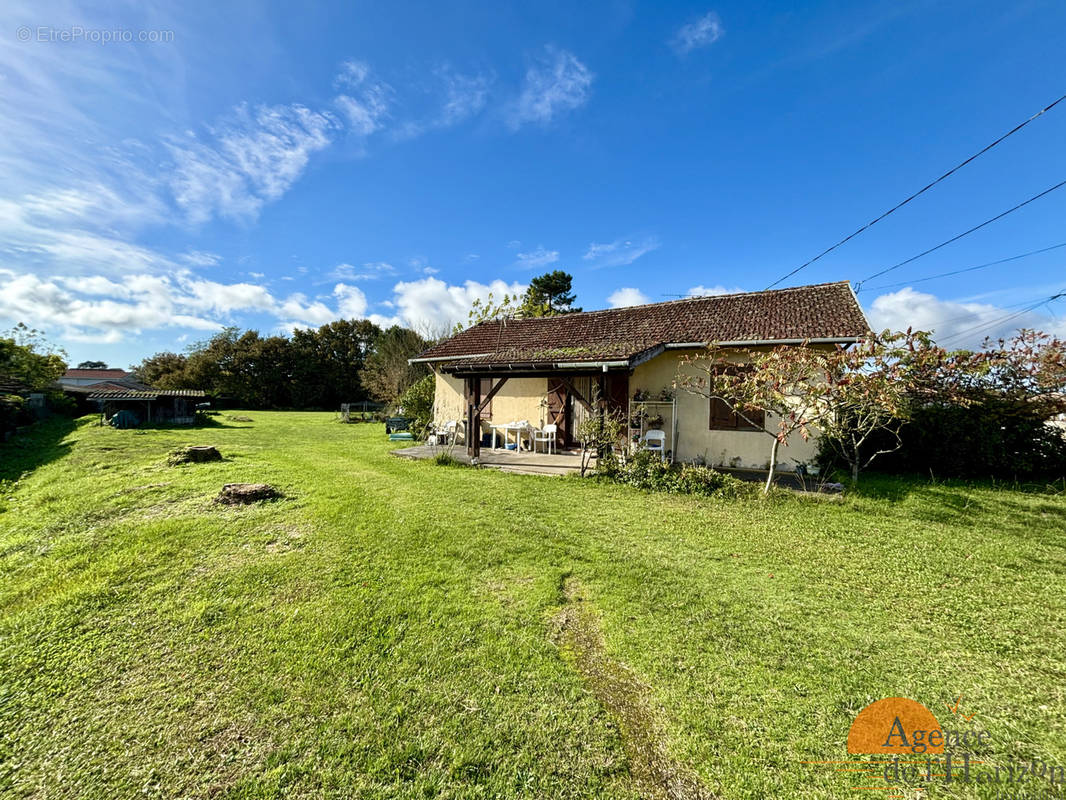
63,378,154,394
87,389,206,400
62,368,130,379
413,281,869,370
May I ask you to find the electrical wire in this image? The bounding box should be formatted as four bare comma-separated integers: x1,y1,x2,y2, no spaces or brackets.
854,180,1066,290
860,241,1066,292
937,289,1066,346
763,92,1066,290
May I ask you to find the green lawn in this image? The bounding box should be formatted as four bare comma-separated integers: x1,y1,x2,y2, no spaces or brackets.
1,412,1064,799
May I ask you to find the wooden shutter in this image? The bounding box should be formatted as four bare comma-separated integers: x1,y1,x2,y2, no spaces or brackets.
709,397,736,430
709,366,765,432
735,406,764,431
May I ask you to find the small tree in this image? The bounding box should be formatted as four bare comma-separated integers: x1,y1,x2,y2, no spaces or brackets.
576,386,624,478
454,292,519,333
397,373,435,438
677,331,948,489
676,344,830,493
814,331,949,483
76,360,108,369
360,326,429,406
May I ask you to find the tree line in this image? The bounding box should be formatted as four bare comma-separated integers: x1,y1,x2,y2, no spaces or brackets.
130,270,584,410
132,321,430,409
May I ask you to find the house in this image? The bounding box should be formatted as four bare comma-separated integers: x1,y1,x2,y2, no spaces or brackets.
57,368,132,387
88,388,207,426
410,281,870,470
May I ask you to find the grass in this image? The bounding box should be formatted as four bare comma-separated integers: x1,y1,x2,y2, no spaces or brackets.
0,412,1064,799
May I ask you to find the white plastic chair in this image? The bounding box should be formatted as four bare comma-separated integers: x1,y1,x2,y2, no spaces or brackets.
643,429,667,461
429,419,458,445
532,423,558,454
440,420,459,444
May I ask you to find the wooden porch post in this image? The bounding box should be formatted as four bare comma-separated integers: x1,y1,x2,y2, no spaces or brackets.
466,377,482,461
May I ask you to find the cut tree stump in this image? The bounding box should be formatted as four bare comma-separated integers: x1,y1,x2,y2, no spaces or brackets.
169,445,222,464
214,483,282,505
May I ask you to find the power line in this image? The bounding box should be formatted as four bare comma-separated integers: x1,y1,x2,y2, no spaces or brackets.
860,241,1066,293
854,180,1066,290
925,292,1058,329
937,289,1066,346
763,91,1066,290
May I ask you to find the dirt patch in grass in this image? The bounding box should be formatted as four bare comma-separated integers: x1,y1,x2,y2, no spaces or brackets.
168,445,223,465
214,483,282,505
550,577,715,800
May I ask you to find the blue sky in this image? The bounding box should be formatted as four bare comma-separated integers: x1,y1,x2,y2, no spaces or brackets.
2,0,1065,367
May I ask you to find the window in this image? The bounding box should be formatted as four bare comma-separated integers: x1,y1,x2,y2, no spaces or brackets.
709,396,764,431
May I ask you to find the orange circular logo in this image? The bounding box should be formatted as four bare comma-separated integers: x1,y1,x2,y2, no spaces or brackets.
847,697,944,754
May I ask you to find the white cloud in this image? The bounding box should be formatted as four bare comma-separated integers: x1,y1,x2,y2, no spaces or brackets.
180,250,222,267
166,103,338,224
672,12,724,54
868,287,1066,349
583,236,660,268
438,67,493,125
331,261,396,281
509,47,593,128
607,287,650,308
515,246,560,269
333,283,369,318
334,60,372,89
0,267,387,343
388,277,527,332
332,59,392,136
180,278,276,314
687,284,743,297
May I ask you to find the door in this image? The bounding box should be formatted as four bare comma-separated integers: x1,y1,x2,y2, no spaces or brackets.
605,373,629,417
546,378,571,448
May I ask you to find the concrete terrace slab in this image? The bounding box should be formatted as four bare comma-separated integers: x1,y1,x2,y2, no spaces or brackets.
392,444,593,477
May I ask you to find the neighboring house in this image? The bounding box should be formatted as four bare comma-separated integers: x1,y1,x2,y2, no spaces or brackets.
57,368,132,387
410,281,870,470
88,388,207,426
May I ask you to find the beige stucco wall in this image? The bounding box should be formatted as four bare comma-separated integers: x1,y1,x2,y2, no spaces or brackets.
631,348,820,471
432,372,549,436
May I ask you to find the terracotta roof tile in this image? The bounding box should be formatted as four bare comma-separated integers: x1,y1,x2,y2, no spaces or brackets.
62,369,130,379
414,281,869,370
87,389,206,400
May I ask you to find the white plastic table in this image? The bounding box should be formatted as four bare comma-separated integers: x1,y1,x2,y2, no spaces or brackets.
491,422,529,452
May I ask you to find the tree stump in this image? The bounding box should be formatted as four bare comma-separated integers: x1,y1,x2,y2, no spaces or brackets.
214,483,282,505
169,445,222,464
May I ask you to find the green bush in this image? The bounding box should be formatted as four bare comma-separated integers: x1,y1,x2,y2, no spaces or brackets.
818,398,1066,481
598,451,753,498
0,394,32,433
44,390,77,415
396,374,435,438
